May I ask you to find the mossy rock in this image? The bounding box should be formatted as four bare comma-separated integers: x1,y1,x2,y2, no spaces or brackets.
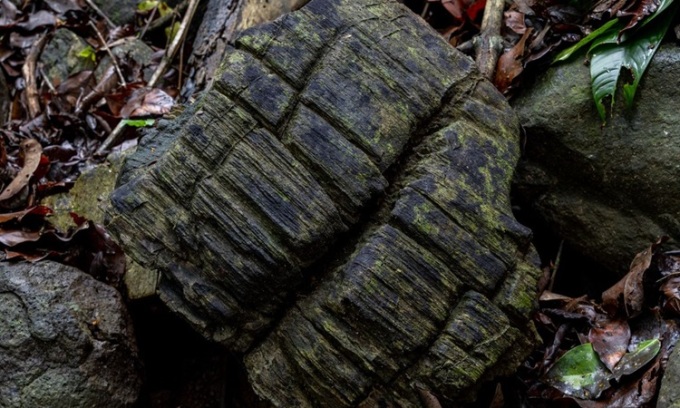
106,0,541,405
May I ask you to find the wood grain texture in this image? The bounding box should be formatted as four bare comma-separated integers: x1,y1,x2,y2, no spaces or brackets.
107,0,541,405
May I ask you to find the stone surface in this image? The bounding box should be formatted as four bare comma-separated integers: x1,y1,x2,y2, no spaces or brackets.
659,346,680,408
95,38,155,83
107,0,541,405
40,28,95,86
92,0,138,25
513,45,680,275
44,154,125,231
0,261,141,407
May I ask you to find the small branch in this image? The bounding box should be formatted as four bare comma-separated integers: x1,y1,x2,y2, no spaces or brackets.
95,120,126,156
139,6,158,39
76,66,118,115
83,0,115,29
474,0,505,80
146,0,189,34
88,20,127,87
22,32,50,120
148,0,199,88
39,67,57,95
548,240,564,292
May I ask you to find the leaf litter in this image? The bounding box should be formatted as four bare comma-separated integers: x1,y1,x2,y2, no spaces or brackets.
0,0,187,288
512,239,680,407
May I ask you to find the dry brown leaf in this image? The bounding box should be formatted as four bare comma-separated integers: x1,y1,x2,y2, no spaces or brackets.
0,139,42,202
494,27,533,94
588,319,631,371
602,237,667,318
505,11,526,34
119,87,174,118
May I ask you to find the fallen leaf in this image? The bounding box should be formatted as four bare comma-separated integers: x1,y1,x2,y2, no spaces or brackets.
588,319,631,371
16,10,56,31
0,205,52,223
0,139,42,202
611,338,660,380
543,343,612,399
494,28,533,93
602,237,667,317
505,11,526,34
119,87,174,118
661,275,680,315
0,229,41,246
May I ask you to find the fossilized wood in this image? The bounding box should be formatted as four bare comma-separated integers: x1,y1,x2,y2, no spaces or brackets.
183,0,309,95
108,0,541,405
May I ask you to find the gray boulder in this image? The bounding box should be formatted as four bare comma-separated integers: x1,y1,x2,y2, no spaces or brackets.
513,44,680,275
0,261,141,407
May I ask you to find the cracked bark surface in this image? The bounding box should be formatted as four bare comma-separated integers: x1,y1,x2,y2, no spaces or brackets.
107,0,541,405
0,262,141,407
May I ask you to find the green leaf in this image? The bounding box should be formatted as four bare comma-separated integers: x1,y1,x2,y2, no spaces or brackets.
77,45,96,63
543,343,613,399
165,21,180,42
611,338,661,380
588,4,675,122
137,0,159,11
157,2,173,17
553,19,622,63
121,118,155,127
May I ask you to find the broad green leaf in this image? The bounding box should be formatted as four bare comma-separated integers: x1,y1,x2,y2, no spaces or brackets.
543,343,612,399
611,338,661,379
77,45,96,63
165,21,180,42
121,118,155,127
553,19,622,63
137,0,158,11
588,4,675,122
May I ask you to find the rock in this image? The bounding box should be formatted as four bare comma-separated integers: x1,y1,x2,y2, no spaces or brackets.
44,154,125,231
513,44,680,275
92,0,138,26
40,28,95,86
659,347,680,408
107,0,541,405
0,261,141,407
42,151,159,300
95,38,155,83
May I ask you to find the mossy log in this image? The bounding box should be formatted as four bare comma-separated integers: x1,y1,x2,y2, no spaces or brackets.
107,0,541,405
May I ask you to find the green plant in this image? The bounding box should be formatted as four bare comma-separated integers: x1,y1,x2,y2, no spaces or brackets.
553,0,678,122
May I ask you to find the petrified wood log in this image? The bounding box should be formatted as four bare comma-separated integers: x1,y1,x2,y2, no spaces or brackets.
107,0,541,405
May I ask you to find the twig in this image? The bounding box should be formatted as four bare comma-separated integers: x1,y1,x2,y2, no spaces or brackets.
22,32,50,120
420,2,430,18
76,66,117,115
96,0,199,156
88,20,127,87
548,240,564,292
39,67,57,95
148,0,199,88
139,6,158,39
146,0,189,34
473,0,505,80
83,0,115,29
